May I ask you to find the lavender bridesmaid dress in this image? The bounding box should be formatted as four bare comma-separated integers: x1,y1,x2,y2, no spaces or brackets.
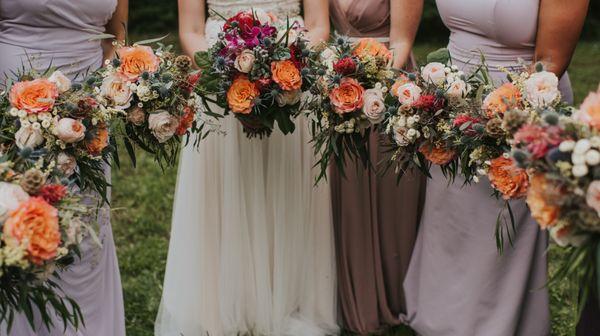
0,1,126,335
329,0,426,334
402,1,573,335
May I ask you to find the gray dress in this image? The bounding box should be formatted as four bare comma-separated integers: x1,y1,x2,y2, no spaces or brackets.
402,1,573,335
0,1,126,335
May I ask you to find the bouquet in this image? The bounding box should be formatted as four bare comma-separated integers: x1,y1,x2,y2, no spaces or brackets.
310,37,394,181
1,69,116,200
194,9,317,138
0,155,95,331
90,40,214,168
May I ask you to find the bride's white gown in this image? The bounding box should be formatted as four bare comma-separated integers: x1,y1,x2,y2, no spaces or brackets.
155,1,338,335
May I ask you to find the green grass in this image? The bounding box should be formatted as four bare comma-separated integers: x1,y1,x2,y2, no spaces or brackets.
112,42,600,336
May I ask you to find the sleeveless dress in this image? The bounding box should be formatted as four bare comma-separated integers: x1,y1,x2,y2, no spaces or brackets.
328,0,426,334
154,1,338,335
401,1,573,335
0,1,126,335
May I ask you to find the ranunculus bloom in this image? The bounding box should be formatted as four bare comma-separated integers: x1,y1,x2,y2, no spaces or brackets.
487,156,529,200
15,124,44,149
573,86,600,131
9,79,59,114
271,60,302,91
421,62,446,85
396,82,422,106
513,124,562,159
419,143,456,165
37,184,67,204
482,83,522,117
586,181,600,217
333,57,357,75
86,126,109,155
3,197,61,264
362,88,385,123
148,111,179,143
234,49,255,73
352,38,392,61
524,71,560,107
100,73,132,109
329,77,365,114
526,174,561,229
117,45,160,81
227,76,260,114
176,106,195,136
54,118,86,143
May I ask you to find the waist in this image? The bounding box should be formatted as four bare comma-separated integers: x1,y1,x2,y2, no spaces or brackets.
447,33,534,69
0,23,104,54
207,1,301,21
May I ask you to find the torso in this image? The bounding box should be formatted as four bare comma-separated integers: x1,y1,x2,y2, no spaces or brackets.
329,0,390,38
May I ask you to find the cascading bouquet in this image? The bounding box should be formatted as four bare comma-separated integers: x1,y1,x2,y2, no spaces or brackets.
194,9,317,138
509,85,600,316
310,37,394,181
89,40,214,168
1,69,116,200
0,154,95,332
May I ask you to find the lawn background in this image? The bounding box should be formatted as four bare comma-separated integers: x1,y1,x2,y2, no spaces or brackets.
116,6,600,333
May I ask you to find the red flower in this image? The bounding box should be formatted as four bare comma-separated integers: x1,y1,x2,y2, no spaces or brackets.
289,44,306,70
453,114,481,136
37,184,67,204
413,94,444,112
513,124,563,159
255,77,273,91
176,106,195,136
223,11,257,34
184,71,201,94
333,57,357,75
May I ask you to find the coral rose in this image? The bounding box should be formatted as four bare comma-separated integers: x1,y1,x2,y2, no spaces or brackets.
271,60,302,91
86,126,109,156
487,156,529,200
9,79,59,114
482,83,522,117
227,76,260,114
419,143,456,165
3,197,61,264
329,77,365,114
352,38,392,61
526,174,561,229
573,86,600,131
117,45,160,81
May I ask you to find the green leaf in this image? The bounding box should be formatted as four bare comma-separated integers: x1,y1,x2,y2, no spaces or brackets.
426,48,451,64
134,34,170,46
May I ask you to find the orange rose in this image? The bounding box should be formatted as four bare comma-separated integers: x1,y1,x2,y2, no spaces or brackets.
271,60,302,91
487,156,529,200
329,77,365,114
352,38,392,61
418,143,456,165
227,76,260,114
86,125,109,156
391,75,412,97
4,197,60,264
526,174,561,229
117,45,160,81
482,83,522,117
9,79,59,114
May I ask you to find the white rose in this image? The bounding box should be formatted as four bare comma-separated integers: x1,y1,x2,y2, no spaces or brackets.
396,83,422,106
57,152,77,176
524,71,560,107
572,164,589,177
421,62,447,85
362,88,385,124
14,124,44,149
48,70,71,93
100,73,133,109
148,111,179,143
275,89,301,107
446,79,469,98
393,125,410,146
234,49,255,74
54,118,86,143
0,182,30,221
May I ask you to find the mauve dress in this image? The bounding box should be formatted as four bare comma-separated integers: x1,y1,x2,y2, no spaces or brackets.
329,0,426,334
0,1,126,335
401,1,573,335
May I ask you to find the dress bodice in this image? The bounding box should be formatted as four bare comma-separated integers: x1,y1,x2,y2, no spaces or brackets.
329,0,390,38
206,0,301,21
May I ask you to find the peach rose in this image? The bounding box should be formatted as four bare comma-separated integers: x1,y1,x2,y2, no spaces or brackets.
526,174,561,229
9,79,59,114
3,197,60,264
352,38,392,61
421,62,447,85
86,126,109,156
100,73,133,109
227,76,260,114
47,70,71,93
117,45,160,81
418,143,456,165
573,86,600,131
234,49,256,74
329,77,365,114
482,83,522,117
396,82,422,106
54,118,86,143
391,75,412,97
487,156,529,200
271,60,302,91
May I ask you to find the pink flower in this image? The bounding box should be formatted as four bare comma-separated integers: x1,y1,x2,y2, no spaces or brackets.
453,114,481,136
513,124,563,159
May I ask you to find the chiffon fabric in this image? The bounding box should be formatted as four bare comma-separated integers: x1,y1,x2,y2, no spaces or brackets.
0,0,126,335
328,0,426,334
154,1,338,335
402,1,573,335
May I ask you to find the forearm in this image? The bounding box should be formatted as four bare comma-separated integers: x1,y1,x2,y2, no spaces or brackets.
389,0,423,69
304,26,329,46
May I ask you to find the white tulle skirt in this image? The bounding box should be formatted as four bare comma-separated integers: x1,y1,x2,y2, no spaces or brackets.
155,110,338,336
